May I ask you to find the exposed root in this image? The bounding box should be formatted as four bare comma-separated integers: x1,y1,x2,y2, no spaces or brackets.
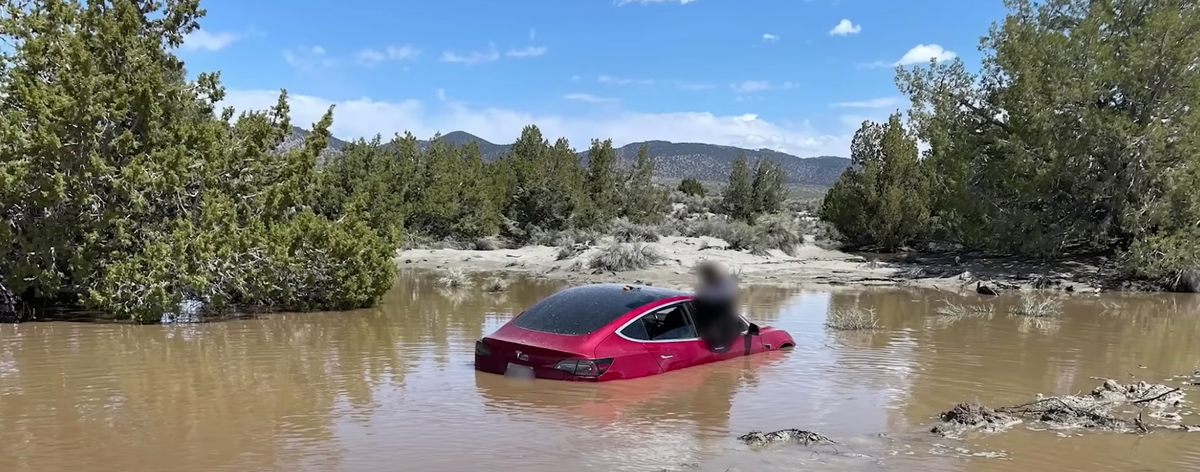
738,428,836,448
932,378,1195,437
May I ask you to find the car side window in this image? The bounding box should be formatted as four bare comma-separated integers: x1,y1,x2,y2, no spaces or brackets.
629,304,698,341
620,316,651,340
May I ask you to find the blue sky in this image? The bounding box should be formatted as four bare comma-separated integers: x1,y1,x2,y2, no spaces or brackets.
179,0,1008,157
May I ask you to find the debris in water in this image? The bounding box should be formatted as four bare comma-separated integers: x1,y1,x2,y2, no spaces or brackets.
738,429,836,448
932,378,1197,437
931,403,1022,436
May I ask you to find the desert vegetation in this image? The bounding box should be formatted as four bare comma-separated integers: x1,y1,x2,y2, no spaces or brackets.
6,0,1195,325
819,0,1200,291
0,0,808,323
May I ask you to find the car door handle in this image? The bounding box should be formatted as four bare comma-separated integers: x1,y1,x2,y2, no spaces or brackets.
660,355,673,359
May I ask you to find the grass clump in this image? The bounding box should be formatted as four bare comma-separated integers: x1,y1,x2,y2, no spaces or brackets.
684,218,757,250
750,215,804,256
589,242,665,272
472,237,501,251
934,300,995,319
608,218,662,243
555,242,585,261
480,277,509,293
436,269,469,289
1008,292,1064,318
824,307,881,331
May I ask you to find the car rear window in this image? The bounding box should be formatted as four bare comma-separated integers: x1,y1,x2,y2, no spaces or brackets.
511,285,685,335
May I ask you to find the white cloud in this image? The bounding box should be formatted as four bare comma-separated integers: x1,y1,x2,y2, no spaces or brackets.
505,46,547,58
615,0,696,5
858,44,958,69
356,45,420,66
762,33,778,41
598,75,654,86
283,46,337,71
218,89,852,156
830,97,903,108
828,19,861,36
182,30,239,51
730,80,797,93
440,43,501,64
564,93,619,103
894,44,955,65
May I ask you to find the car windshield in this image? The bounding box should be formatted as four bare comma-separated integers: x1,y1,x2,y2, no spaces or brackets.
511,285,685,335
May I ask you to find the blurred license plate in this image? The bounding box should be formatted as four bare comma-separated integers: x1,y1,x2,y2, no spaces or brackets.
505,362,535,379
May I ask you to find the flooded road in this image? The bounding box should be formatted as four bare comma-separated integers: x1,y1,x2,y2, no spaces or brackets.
1,271,1199,472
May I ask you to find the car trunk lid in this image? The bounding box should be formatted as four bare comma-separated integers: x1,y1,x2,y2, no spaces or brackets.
483,329,593,368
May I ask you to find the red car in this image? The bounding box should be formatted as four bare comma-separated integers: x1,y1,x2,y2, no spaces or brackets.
473,283,796,382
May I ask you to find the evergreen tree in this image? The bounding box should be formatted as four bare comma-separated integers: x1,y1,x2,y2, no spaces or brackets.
722,154,755,222
821,114,931,250
751,159,785,215
452,142,501,238
579,138,619,228
621,144,667,225
677,177,705,197
0,0,396,322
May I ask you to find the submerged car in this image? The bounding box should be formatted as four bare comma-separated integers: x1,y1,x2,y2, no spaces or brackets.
473,283,796,382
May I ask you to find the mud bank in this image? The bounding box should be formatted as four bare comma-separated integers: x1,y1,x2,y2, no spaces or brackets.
396,236,1110,292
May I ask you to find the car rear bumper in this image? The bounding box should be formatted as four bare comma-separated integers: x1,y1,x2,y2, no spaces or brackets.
474,354,603,382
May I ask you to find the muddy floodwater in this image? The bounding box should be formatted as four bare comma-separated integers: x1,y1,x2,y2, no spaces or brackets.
2,271,1199,472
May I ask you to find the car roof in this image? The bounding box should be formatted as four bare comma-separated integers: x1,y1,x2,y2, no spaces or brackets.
566,283,689,298
508,283,691,336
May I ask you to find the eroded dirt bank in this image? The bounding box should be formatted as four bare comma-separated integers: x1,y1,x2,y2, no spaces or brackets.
397,235,1117,293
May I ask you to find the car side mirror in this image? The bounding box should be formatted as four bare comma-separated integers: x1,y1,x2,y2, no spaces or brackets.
747,323,761,335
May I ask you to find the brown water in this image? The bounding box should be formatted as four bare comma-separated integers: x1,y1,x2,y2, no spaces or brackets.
1,271,1199,472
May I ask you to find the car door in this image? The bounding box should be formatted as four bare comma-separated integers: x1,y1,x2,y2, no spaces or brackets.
620,302,713,372
701,309,762,362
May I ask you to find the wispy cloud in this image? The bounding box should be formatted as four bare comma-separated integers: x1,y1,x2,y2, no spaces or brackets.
182,29,240,51
505,46,547,58
615,0,696,5
730,80,797,93
762,33,778,41
598,75,655,86
441,43,501,64
675,81,714,90
831,97,903,108
356,45,420,66
829,19,861,36
565,93,619,103
283,46,337,71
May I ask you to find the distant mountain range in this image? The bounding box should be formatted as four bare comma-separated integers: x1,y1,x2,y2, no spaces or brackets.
283,127,851,187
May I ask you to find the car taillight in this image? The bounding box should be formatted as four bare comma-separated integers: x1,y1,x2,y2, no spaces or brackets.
475,340,491,356
552,358,613,377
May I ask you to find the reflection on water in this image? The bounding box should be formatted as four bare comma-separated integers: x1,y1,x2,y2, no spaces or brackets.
1,271,1199,472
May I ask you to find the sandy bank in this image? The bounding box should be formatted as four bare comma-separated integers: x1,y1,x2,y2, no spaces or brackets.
395,236,1107,293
